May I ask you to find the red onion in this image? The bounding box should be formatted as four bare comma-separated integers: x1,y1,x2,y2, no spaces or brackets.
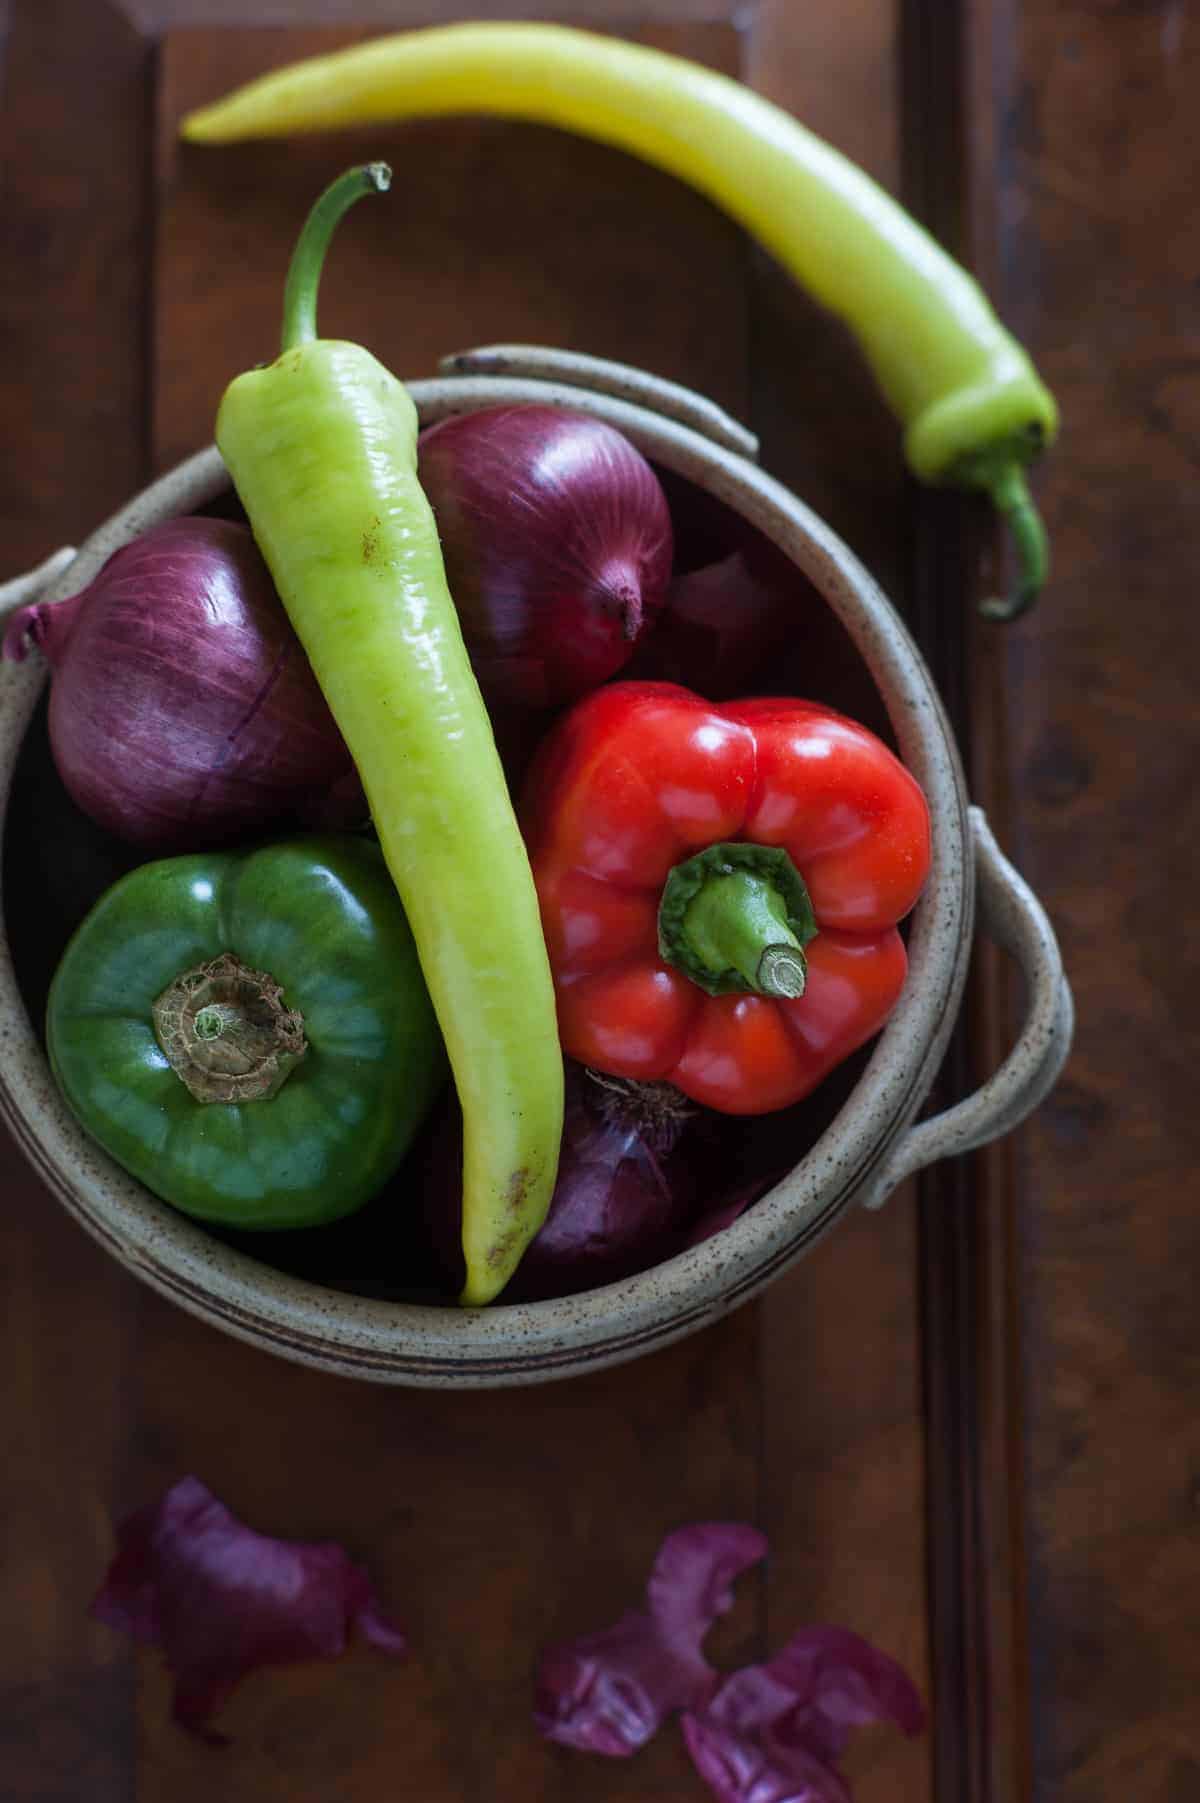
650,463,752,574
423,1060,707,1300
417,406,674,708
3,517,363,850
512,1068,703,1299
627,549,794,699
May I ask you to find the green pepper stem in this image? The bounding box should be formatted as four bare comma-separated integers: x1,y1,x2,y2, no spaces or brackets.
193,1002,243,1041
152,952,307,1105
684,871,807,997
657,841,818,999
280,162,391,353
979,459,1049,623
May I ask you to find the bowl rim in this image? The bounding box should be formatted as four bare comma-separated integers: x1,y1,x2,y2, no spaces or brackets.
0,376,972,1386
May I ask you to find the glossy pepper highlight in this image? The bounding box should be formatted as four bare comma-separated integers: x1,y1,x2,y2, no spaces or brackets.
182,21,1058,619
215,166,563,1303
522,683,931,1115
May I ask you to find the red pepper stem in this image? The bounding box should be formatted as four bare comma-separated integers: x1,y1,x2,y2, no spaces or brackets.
684,870,806,997
657,841,818,1000
280,162,391,353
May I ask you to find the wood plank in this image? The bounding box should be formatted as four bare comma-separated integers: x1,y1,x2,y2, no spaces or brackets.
128,1293,767,1800
154,20,753,471
153,11,935,1800
747,0,908,604
145,18,769,1801
967,1,1200,1796
0,4,153,1798
0,7,944,1800
898,4,1027,1799
748,7,933,1801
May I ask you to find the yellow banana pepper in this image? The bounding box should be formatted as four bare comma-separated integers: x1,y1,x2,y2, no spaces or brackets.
183,21,1059,618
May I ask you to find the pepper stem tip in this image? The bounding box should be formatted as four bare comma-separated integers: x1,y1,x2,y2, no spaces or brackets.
280,162,393,353
979,460,1049,623
658,843,817,999
757,946,807,1000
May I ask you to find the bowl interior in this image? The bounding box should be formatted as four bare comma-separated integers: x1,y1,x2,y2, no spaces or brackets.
2,463,893,1312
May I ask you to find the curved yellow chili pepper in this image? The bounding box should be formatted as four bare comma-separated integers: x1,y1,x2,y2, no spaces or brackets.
182,21,1059,618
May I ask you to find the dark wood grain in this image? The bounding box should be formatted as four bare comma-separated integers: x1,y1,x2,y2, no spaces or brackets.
125,1293,767,1799
898,5,1024,1801
0,6,939,1800
142,22,763,1802
0,5,152,1799
21,0,1190,1797
747,10,933,1802
145,16,933,1801
966,1,1200,1798
154,21,753,465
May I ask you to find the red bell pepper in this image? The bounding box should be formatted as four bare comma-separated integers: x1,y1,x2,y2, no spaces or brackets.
522,682,931,1115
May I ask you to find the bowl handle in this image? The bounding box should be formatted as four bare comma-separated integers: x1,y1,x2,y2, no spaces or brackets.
860,806,1074,1209
0,545,78,627
437,343,760,461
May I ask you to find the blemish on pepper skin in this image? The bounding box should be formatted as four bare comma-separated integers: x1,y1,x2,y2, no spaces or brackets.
484,1169,533,1269
362,514,382,565
486,1230,518,1272
506,1167,531,1212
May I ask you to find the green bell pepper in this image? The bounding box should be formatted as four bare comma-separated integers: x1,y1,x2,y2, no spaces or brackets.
47,835,445,1230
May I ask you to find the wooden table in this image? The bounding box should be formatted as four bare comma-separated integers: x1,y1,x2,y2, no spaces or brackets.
2,3,1195,1799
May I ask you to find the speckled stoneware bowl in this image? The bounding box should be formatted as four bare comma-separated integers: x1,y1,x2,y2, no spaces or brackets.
0,347,1073,1387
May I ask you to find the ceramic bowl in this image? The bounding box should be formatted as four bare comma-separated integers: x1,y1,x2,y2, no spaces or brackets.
0,346,1073,1387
